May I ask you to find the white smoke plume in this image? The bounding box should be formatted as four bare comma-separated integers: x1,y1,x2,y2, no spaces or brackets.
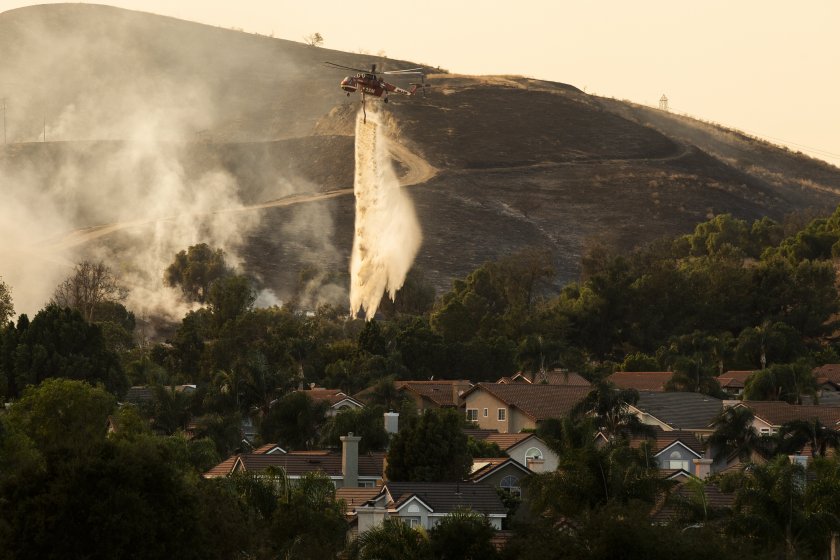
349,108,422,319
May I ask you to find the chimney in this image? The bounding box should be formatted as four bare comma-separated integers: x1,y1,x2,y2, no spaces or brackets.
693,458,713,480
384,412,399,435
526,457,545,473
341,432,362,488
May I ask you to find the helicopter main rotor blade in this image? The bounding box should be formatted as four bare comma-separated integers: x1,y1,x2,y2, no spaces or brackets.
324,61,374,74
383,68,424,74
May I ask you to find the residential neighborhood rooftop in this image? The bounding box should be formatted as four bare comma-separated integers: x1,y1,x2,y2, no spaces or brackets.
607,371,674,392
634,391,723,430
381,482,508,516
462,383,591,421
739,401,840,427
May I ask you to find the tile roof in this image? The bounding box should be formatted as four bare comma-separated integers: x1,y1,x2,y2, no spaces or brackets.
462,428,536,450
297,388,361,407
607,371,674,392
463,383,591,422
234,451,385,477
336,486,383,513
468,458,532,482
382,482,507,516
651,482,734,523
716,371,755,389
396,380,473,407
204,455,239,478
814,364,840,386
739,401,840,427
504,370,591,387
252,443,285,454
633,392,723,430
627,427,705,456
124,386,154,403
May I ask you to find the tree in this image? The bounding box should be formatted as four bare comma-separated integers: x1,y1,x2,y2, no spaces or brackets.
720,455,840,559
0,277,14,324
321,405,390,453
52,260,127,322
428,509,499,560
347,517,432,560
707,406,772,462
386,408,472,482
207,274,256,328
777,418,840,458
12,304,127,396
164,244,230,304
260,392,328,450
743,361,818,404
303,32,324,47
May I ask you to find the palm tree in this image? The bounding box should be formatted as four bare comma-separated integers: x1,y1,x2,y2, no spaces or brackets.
720,455,840,559
573,381,655,441
778,419,840,458
707,406,773,462
346,518,432,560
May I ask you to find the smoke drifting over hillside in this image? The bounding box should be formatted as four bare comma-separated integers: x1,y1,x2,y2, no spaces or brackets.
0,4,341,319
349,108,422,319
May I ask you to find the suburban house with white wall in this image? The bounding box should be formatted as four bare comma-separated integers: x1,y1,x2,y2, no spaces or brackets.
465,429,559,472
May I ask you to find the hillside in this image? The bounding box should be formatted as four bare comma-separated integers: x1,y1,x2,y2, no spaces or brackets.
2,4,840,315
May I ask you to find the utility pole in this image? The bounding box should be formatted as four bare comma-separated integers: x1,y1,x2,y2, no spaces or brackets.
2,98,5,144
43,114,45,142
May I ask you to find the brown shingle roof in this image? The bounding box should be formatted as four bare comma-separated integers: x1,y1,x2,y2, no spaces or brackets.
607,371,674,392
382,482,507,516
814,364,840,386
235,451,385,477
634,392,723,430
740,401,840,427
463,383,590,421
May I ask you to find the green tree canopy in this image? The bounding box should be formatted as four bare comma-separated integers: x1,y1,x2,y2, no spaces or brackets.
386,408,471,482
164,243,230,303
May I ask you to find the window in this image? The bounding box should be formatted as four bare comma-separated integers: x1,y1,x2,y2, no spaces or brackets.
668,450,689,472
466,409,478,422
500,475,521,498
498,408,506,421
525,447,543,461
483,408,489,417
407,517,421,528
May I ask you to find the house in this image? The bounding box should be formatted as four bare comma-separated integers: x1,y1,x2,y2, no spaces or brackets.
596,426,711,479
814,364,840,392
469,457,533,499
203,442,287,478
629,391,723,435
297,388,364,416
461,383,591,434
606,371,674,392
123,384,196,405
651,480,734,523
394,380,473,413
497,369,590,387
732,400,840,435
355,482,507,533
715,371,754,398
464,429,559,471
210,434,385,488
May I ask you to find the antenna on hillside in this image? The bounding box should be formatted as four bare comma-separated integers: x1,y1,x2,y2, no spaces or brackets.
659,94,669,111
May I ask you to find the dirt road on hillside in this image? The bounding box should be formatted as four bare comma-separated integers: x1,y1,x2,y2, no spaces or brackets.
41,134,438,251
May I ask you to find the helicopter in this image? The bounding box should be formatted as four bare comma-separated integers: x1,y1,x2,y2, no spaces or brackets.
324,62,426,122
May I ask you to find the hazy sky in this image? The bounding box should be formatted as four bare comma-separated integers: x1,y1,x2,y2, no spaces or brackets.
2,0,839,164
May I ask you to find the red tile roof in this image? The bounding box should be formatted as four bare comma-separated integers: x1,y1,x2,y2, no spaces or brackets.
204,455,239,478
234,451,385,477
814,364,840,386
297,388,360,407
336,486,383,514
396,380,472,407
716,371,755,389
463,383,590,421
740,401,840,427
504,370,591,387
607,371,674,392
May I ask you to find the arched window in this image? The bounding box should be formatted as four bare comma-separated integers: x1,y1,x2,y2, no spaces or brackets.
500,475,521,498
525,447,543,461
669,450,689,472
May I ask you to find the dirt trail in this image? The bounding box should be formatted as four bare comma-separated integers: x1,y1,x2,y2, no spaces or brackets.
41,129,438,251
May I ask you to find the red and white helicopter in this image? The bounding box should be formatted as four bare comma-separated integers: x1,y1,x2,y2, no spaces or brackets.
324,62,426,121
